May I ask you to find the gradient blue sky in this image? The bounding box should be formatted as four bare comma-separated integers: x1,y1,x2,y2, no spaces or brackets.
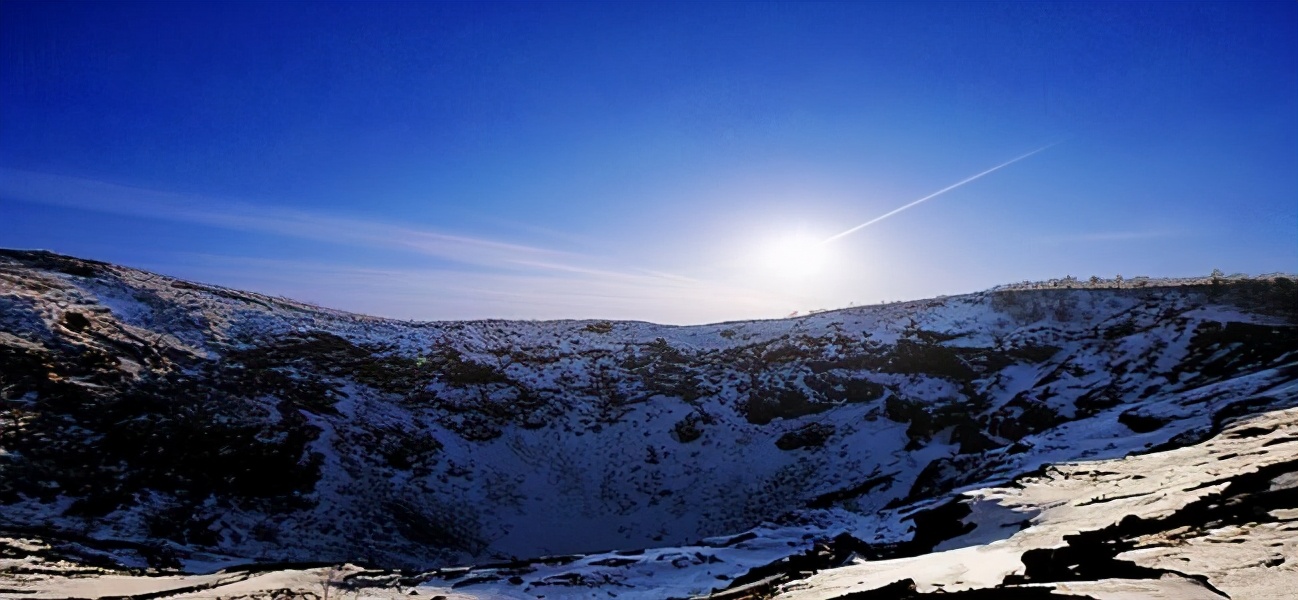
2,1,1295,323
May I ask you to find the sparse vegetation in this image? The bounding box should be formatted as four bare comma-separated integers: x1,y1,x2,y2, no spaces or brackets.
774,422,835,450
583,321,615,334
1,250,1294,576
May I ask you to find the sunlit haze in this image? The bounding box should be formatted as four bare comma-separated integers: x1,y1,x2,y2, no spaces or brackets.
2,2,1295,323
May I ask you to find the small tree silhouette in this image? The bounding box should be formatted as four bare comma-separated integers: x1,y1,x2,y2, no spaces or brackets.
1209,269,1225,298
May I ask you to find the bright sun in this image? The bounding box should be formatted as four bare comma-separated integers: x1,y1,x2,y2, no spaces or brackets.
761,232,830,278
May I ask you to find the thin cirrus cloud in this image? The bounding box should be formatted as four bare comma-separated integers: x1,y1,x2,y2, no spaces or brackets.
0,168,572,272
1042,230,1185,243
176,253,793,323
0,168,799,322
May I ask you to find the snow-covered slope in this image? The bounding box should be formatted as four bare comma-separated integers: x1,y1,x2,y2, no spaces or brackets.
8,404,1295,599
1,249,1295,598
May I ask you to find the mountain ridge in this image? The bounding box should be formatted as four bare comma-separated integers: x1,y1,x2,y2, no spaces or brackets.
1,248,1295,598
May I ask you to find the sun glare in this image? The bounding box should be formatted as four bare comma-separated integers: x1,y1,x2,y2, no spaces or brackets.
761,232,829,279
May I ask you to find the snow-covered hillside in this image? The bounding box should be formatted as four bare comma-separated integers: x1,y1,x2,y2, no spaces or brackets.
1,249,1295,598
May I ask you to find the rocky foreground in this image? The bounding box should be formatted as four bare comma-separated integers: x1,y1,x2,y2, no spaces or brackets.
9,404,1297,599
0,249,1295,598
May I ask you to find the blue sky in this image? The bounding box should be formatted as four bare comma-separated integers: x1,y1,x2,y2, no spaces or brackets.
2,1,1295,323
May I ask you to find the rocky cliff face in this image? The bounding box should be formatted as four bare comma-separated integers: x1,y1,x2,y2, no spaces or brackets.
1,250,1294,591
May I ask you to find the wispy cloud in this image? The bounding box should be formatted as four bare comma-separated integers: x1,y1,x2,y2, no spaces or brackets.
0,168,571,271
174,254,794,324
0,168,806,323
1043,230,1186,243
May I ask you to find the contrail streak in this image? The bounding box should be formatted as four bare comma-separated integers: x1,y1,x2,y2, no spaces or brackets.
822,142,1060,244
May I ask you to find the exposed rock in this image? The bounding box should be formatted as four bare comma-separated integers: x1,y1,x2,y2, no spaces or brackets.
0,249,1294,585
1117,407,1170,433
775,423,836,450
